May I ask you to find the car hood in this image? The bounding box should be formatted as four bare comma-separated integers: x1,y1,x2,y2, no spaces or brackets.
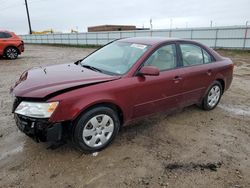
11,63,120,99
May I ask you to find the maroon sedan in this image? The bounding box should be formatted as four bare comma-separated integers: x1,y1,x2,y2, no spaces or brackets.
11,37,233,152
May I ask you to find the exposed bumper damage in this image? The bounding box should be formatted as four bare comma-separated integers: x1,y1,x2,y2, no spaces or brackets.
13,96,64,143
14,114,63,142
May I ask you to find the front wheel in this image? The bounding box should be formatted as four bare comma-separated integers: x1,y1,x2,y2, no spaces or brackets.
202,81,222,110
5,47,19,59
73,106,120,153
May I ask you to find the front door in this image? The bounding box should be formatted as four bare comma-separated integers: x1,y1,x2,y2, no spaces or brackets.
131,44,183,118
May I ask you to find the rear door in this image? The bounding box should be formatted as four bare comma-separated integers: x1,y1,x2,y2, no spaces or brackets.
177,42,216,106
131,43,183,118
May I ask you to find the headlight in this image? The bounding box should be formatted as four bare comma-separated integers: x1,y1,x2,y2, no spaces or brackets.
15,101,59,118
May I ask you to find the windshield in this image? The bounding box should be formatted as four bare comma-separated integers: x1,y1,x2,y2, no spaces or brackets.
80,41,150,75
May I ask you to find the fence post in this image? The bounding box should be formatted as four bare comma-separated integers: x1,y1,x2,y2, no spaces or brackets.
96,33,98,45
60,34,62,44
86,33,88,45
214,29,219,49
243,27,248,49
190,29,193,40
76,33,79,45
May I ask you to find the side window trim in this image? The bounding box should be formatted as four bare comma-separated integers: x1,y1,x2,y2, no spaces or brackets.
201,49,205,64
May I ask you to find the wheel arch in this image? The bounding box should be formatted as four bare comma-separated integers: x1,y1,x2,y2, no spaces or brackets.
73,101,124,126
215,78,225,94
199,78,225,104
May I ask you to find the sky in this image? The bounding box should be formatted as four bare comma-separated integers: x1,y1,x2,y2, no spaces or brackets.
0,0,249,34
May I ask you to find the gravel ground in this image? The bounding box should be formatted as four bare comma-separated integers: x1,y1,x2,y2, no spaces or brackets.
0,45,249,188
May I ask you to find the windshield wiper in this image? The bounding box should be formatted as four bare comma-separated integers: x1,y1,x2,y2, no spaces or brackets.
81,64,103,73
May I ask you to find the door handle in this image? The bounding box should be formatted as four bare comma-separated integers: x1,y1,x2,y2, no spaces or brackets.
207,69,212,76
173,76,182,83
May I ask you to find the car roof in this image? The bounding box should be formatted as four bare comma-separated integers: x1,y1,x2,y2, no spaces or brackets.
0,30,14,34
118,37,222,61
118,37,192,46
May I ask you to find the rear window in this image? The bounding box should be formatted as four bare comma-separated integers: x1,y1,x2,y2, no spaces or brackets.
0,32,12,38
0,32,5,38
180,43,213,66
203,49,212,63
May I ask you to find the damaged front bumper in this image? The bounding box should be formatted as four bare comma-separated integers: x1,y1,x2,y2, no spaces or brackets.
14,114,63,143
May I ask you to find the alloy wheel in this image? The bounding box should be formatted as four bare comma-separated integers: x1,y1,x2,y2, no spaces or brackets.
6,48,18,59
207,85,221,108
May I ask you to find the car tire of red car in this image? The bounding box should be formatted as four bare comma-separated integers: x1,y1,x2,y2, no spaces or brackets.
73,106,120,153
202,81,222,110
5,47,19,60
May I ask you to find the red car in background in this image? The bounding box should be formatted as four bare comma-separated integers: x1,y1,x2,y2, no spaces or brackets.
11,37,233,152
0,30,24,59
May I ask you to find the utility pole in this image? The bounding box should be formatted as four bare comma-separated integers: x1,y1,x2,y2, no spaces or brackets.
24,0,32,34
210,20,213,27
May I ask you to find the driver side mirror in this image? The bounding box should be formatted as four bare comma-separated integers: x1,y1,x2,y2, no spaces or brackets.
138,66,160,76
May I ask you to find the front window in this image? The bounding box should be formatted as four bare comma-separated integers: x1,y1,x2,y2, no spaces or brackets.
81,41,150,75
144,44,177,71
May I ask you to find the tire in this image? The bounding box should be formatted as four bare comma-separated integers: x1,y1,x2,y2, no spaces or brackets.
4,47,19,60
73,106,120,153
202,81,222,110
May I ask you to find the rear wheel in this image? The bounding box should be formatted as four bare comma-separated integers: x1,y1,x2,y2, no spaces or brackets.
5,47,19,59
73,106,120,153
202,81,222,110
